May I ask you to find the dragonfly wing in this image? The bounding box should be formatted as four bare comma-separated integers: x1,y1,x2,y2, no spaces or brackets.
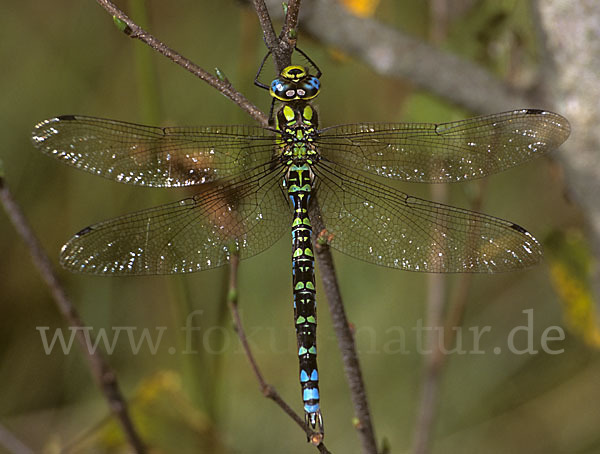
312,161,542,273
317,109,570,182
32,115,277,187
60,162,289,275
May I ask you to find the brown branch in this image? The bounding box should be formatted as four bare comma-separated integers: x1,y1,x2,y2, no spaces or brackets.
252,3,377,451
251,3,377,450
226,254,331,453
94,0,267,126
0,176,146,453
252,0,279,53
92,2,346,451
312,210,378,454
252,0,300,71
281,0,302,43
411,10,451,452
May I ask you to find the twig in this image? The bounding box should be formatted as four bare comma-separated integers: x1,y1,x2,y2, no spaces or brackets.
253,0,299,72
92,0,331,446
0,176,146,453
443,181,486,346
281,0,302,42
412,9,451,453
252,2,378,451
253,2,378,451
414,266,447,453
226,254,331,453
93,1,365,450
251,0,300,72
312,212,379,454
94,0,267,126
252,0,279,54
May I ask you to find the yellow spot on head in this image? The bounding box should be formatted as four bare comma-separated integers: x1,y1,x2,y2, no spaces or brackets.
281,65,307,81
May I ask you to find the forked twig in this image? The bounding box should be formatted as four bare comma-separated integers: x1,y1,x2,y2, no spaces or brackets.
0,176,146,453
252,0,300,72
92,1,374,450
253,2,378,451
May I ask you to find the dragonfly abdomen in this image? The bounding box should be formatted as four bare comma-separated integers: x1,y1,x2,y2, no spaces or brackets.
287,163,323,438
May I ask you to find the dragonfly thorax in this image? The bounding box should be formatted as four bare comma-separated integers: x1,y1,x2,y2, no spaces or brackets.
277,102,320,166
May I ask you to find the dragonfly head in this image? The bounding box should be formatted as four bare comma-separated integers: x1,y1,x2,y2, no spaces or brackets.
270,65,321,102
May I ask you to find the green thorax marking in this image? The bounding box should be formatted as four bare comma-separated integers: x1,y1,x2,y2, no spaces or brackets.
276,102,320,167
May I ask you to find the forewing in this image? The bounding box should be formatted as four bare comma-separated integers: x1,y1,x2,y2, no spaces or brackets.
32,115,277,187
60,162,289,275
317,109,570,182
312,161,542,272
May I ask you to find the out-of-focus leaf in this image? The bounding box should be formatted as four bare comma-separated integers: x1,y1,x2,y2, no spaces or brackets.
545,229,600,348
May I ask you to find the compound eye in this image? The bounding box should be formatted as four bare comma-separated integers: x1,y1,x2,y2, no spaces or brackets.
297,80,319,99
270,79,287,98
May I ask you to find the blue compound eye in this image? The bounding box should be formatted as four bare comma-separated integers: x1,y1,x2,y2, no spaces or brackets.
298,81,318,99
270,79,287,98
269,72,320,101
271,79,283,92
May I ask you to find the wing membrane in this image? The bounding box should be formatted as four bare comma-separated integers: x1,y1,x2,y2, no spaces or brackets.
317,109,570,182
32,115,277,187
312,161,542,272
60,161,289,275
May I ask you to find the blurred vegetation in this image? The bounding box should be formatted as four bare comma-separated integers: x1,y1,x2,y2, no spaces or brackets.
1,1,598,453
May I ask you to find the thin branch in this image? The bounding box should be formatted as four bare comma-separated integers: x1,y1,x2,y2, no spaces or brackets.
281,0,302,42
253,0,300,72
441,183,486,348
252,3,377,451
279,0,301,62
252,0,279,53
94,0,267,126
412,9,451,452
93,2,356,451
251,0,300,72
312,210,378,454
0,176,146,453
226,254,331,453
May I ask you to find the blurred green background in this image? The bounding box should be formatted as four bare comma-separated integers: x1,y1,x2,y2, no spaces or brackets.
1,1,598,453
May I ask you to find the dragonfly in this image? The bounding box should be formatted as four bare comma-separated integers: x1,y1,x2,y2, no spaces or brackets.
31,52,570,443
